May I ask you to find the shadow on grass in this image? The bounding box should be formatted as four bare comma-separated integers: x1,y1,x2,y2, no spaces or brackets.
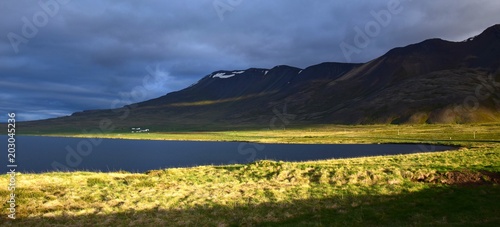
2,185,499,226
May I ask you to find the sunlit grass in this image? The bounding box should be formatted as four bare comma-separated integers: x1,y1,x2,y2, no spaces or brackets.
1,123,499,225
42,123,500,146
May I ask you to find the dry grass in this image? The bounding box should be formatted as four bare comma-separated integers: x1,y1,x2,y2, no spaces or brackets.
1,144,499,226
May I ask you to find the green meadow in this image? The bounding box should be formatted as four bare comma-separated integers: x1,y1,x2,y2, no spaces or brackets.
1,123,499,226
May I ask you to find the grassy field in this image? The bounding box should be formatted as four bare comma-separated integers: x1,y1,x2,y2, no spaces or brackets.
38,123,500,145
1,123,499,226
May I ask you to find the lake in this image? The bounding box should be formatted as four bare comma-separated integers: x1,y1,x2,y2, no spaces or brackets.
3,136,456,173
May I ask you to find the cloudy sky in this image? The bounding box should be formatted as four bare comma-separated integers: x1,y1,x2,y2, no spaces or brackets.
1,0,499,121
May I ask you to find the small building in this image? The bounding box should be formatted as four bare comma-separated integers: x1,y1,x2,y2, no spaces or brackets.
131,127,150,133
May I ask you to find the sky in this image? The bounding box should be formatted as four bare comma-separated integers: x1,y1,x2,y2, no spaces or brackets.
1,0,499,122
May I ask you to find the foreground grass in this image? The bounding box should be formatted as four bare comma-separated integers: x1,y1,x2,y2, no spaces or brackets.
1,124,499,226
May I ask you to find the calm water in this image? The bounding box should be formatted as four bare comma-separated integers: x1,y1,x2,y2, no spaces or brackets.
3,136,456,173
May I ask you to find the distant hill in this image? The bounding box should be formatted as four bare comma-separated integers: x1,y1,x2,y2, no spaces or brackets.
19,24,500,132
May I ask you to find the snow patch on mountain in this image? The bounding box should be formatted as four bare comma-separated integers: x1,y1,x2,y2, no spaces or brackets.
212,72,236,79
463,35,477,42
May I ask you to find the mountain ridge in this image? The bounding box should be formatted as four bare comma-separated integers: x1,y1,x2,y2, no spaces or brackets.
18,24,500,132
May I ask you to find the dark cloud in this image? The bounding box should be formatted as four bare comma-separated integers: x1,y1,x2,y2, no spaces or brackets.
1,0,499,121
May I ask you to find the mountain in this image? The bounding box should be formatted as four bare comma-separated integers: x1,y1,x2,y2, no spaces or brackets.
20,24,500,132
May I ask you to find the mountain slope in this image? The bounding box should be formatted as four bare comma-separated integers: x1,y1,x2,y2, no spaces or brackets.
19,24,500,132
